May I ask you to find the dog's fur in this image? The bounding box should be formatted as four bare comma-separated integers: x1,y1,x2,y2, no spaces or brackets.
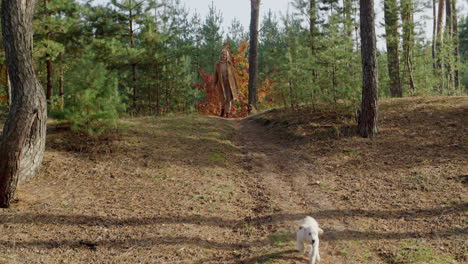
296,216,323,264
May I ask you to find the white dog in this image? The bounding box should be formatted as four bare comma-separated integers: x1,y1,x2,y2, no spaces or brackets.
296,216,323,264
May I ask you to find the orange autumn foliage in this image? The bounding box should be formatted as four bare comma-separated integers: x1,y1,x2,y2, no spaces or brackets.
196,41,275,117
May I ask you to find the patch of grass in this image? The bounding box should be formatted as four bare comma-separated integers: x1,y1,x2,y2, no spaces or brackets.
254,253,281,263
401,170,443,192
383,241,455,264
343,151,360,157
208,153,224,163
336,240,377,263
269,230,293,247
151,173,170,180
243,223,254,236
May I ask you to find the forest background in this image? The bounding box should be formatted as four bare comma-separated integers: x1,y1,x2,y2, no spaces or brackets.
0,0,466,134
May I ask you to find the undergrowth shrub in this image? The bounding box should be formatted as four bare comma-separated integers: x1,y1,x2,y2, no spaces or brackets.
51,53,125,136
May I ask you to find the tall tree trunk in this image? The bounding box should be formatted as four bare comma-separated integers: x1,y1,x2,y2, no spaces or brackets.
401,0,416,94
358,0,378,138
0,0,47,207
435,0,445,91
59,67,64,110
309,0,317,52
248,0,260,113
445,0,453,93
384,0,402,97
344,0,353,37
452,0,460,90
129,8,137,111
44,0,53,106
46,59,53,105
432,0,437,69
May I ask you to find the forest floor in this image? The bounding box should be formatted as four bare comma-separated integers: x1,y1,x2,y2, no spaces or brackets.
0,96,467,264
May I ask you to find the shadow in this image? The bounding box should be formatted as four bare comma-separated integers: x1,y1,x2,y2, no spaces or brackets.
0,235,251,251
1,203,466,227
1,226,462,251
237,249,303,264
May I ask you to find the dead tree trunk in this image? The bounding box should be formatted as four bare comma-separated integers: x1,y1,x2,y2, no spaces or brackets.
358,0,378,138
0,0,47,207
248,0,260,113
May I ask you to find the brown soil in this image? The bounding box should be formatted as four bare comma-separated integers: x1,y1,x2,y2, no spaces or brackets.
0,96,466,264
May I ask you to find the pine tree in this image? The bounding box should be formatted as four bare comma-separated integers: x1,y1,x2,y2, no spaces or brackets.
401,0,416,94
248,0,260,113
199,1,223,74
0,0,47,207
358,0,378,138
384,0,402,97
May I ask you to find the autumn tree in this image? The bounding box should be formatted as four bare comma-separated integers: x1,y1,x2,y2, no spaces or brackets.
358,0,378,137
0,0,47,207
248,0,260,113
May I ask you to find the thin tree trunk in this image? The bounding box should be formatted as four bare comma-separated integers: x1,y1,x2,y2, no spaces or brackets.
384,0,402,97
401,0,416,95
0,0,47,207
358,0,378,138
129,8,137,111
435,0,445,91
46,59,53,105
248,0,260,113
309,0,317,52
445,0,453,93
344,0,353,37
432,0,437,69
405,46,416,94
59,67,64,110
44,0,53,106
452,0,460,90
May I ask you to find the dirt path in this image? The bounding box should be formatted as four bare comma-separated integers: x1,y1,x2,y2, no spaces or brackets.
226,117,349,264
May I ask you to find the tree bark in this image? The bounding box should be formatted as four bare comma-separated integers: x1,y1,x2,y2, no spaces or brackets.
344,0,353,37
309,0,317,52
129,7,137,111
0,0,47,207
358,0,378,138
46,59,53,105
5,67,11,107
248,0,260,113
451,0,460,90
435,0,445,91
59,67,64,110
432,0,437,69
401,0,416,94
445,0,453,93
384,0,402,97
44,0,53,106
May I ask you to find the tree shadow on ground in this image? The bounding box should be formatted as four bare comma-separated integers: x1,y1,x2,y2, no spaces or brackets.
1,202,465,227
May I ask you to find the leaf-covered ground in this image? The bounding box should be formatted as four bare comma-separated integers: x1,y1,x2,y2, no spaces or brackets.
0,96,466,263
